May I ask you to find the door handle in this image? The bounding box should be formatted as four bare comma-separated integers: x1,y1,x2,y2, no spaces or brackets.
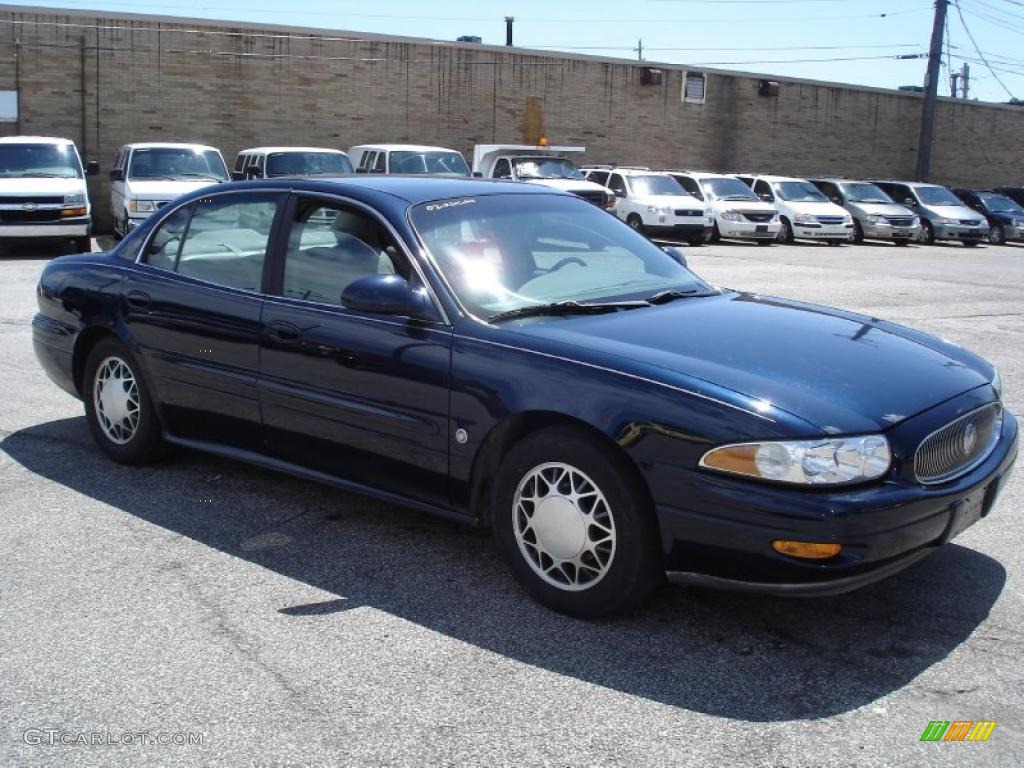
267,320,301,341
125,290,151,309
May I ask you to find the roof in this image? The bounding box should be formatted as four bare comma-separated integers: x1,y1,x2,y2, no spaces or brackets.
661,170,743,180
0,135,76,145
870,179,947,188
749,174,814,183
124,142,222,151
237,146,348,155
349,144,462,153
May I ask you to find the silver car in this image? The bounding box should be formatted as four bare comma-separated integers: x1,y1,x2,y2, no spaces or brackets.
809,178,920,246
873,180,987,247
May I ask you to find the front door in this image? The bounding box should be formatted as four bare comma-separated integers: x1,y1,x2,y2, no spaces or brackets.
124,190,285,448
258,195,453,505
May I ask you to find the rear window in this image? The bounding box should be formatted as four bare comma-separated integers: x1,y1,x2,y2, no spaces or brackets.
266,152,354,177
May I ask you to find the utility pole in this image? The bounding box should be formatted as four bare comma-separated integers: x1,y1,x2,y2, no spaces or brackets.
915,0,948,181
635,38,643,61
505,16,514,46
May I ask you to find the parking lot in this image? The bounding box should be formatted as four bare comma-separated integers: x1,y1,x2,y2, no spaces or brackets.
1,237,1022,767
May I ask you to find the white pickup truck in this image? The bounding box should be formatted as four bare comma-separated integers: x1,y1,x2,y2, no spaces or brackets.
471,144,613,209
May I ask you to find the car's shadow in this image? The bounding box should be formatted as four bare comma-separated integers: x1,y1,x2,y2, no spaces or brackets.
1,417,1007,722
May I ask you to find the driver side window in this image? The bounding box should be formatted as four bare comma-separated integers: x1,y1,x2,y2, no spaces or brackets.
608,174,627,196
493,159,512,179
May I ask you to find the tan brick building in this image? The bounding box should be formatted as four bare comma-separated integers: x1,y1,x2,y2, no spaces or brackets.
1,4,1021,228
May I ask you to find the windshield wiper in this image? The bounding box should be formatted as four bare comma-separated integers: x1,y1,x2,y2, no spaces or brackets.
131,174,178,180
19,172,73,178
646,288,716,305
488,299,648,323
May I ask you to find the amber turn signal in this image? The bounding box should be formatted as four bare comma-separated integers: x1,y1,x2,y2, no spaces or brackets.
61,207,87,217
771,540,842,560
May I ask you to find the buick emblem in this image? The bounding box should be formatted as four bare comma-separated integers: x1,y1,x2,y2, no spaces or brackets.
961,423,978,456
21,202,38,211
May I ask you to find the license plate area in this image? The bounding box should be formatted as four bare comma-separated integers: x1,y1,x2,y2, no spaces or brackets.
756,225,768,233
942,488,987,543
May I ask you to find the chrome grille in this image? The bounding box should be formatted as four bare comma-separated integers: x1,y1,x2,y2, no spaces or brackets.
886,216,914,227
915,402,1002,485
816,215,847,225
674,209,704,217
960,219,980,226
742,211,774,223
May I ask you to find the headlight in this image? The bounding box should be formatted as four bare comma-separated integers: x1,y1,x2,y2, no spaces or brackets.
1013,218,1024,227
992,368,1002,400
793,213,816,224
771,213,780,222
911,216,920,227
721,210,743,222
866,214,887,225
700,435,892,486
63,192,86,206
129,200,157,214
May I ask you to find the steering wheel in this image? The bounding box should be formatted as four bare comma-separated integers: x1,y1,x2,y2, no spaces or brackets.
547,256,587,272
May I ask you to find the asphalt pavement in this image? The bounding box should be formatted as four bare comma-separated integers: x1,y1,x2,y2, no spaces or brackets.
1,236,1022,767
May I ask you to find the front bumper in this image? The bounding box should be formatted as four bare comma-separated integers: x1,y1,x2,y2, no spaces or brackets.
0,217,90,238
933,223,984,241
645,222,714,240
718,219,781,240
862,222,920,241
654,405,1018,595
792,222,854,241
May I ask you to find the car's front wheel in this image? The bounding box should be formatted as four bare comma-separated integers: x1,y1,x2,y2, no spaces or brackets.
492,426,662,618
988,225,1005,245
626,213,644,234
83,337,167,464
777,218,794,244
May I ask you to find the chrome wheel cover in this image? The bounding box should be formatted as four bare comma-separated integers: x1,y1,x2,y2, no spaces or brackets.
93,355,140,444
513,462,616,591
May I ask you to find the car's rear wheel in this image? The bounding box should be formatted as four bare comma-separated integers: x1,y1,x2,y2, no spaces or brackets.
492,426,662,618
83,338,167,464
626,214,644,234
988,225,1005,245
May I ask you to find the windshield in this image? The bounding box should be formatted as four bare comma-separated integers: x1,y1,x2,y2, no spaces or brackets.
410,194,713,319
0,143,82,178
916,186,962,206
842,182,893,204
512,157,584,180
775,181,828,203
390,150,470,176
128,148,229,181
631,175,686,197
977,193,1024,214
702,177,758,201
266,152,354,177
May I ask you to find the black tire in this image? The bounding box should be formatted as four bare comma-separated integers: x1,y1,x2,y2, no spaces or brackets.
73,236,92,253
922,220,936,245
491,426,663,618
626,214,644,234
710,222,722,243
852,220,864,243
988,225,1005,245
83,337,167,465
777,217,794,244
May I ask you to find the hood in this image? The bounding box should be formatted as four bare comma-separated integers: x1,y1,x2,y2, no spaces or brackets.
848,202,915,217
989,209,1024,224
711,198,775,213
779,200,848,216
926,204,985,223
126,179,221,199
523,178,609,194
0,176,87,197
635,194,705,208
505,292,991,435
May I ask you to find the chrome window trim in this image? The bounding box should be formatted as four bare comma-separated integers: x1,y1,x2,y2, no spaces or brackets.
914,402,1003,486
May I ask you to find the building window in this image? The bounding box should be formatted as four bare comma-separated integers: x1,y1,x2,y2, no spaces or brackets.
0,90,17,122
682,72,706,104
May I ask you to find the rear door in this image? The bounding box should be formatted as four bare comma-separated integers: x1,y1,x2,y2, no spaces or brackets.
258,194,453,505
126,190,286,448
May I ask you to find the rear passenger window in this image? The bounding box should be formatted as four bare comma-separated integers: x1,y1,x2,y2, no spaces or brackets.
174,193,281,291
282,200,404,305
373,152,386,173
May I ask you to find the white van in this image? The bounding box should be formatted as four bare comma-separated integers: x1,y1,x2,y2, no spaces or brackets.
232,147,354,180
349,144,471,176
664,170,780,244
109,143,229,236
0,136,98,252
739,174,854,245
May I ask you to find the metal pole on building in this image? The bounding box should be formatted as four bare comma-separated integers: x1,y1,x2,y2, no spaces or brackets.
961,62,970,100
915,0,948,181
505,16,514,46
636,39,643,61
950,71,959,99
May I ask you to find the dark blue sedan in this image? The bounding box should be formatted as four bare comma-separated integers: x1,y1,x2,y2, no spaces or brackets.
32,177,1018,617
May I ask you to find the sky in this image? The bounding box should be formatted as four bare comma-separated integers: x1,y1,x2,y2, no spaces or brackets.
12,0,1024,104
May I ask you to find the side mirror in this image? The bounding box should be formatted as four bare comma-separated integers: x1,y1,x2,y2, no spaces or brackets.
231,170,245,181
614,189,626,198
108,168,124,181
85,160,100,176
904,198,916,207
662,245,688,269
245,166,262,180
758,193,773,202
341,275,434,320
472,171,483,178
830,196,842,205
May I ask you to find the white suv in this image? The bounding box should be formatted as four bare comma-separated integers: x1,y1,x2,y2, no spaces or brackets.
737,174,854,245
664,171,780,244
583,168,713,245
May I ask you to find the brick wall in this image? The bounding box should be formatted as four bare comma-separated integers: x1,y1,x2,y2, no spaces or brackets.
1,5,1021,229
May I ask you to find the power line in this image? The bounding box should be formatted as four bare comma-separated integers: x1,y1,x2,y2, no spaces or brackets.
953,0,1020,98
